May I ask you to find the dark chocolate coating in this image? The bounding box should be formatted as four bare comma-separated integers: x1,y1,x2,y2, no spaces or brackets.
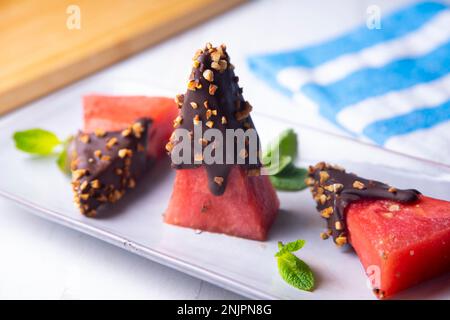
307,162,420,246
70,118,151,216
169,44,261,195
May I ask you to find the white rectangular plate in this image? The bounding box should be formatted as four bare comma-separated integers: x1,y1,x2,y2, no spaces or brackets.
1,80,450,300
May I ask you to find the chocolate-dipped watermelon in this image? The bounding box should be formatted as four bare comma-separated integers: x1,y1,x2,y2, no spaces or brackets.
307,162,450,298
164,43,280,240
71,119,151,217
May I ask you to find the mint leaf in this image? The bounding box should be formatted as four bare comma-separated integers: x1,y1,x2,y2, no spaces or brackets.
265,155,292,176
275,239,305,257
263,129,297,169
13,129,61,155
277,252,314,292
269,165,308,191
262,129,308,191
276,240,314,292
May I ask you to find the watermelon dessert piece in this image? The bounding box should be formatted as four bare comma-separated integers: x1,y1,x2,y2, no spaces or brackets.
70,119,151,217
83,95,178,159
164,43,280,241
307,162,450,298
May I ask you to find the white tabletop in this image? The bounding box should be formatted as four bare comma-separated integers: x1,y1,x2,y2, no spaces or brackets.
0,0,416,299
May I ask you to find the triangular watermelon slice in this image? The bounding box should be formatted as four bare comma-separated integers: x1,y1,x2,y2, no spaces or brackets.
165,166,279,240
83,95,178,159
347,195,450,298
164,43,280,240
307,162,450,298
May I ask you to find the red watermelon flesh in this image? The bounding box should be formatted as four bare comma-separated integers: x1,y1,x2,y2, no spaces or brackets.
347,195,450,298
83,95,178,159
164,166,280,241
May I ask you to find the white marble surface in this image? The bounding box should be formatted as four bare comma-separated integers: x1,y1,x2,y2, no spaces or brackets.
0,0,418,299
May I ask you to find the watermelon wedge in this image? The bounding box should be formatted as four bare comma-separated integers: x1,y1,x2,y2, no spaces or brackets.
347,195,450,298
307,162,450,298
83,95,178,159
164,166,280,241
164,43,280,240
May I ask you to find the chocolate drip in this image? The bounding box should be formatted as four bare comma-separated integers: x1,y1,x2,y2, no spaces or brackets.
307,162,420,246
167,43,261,195
70,118,151,216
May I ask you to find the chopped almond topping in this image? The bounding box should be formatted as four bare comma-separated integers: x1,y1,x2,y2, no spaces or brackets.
118,149,131,158
187,80,197,91
80,193,89,201
320,232,329,240
353,180,365,190
72,169,87,180
324,183,343,193
203,101,209,109
91,180,101,189
106,137,118,149
320,207,333,218
94,128,106,137
193,115,200,126
165,141,174,152
335,235,347,247
319,171,330,184
206,109,212,120
388,204,400,212
173,116,183,128
211,51,221,62
221,116,227,125
211,61,220,71
192,60,200,68
239,149,248,159
94,150,102,158
209,84,218,95
128,179,136,189
80,181,88,191
203,69,214,82
175,94,184,107
205,121,214,128
101,155,111,162
335,221,343,231
132,122,144,138
80,134,90,144
388,187,397,193
190,102,198,109
121,128,132,137
194,153,203,162
199,138,208,146
213,176,224,186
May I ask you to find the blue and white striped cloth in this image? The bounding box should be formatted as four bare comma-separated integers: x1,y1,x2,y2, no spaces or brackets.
248,1,450,164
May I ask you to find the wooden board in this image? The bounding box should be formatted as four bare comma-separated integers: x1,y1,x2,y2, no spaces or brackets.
0,0,246,115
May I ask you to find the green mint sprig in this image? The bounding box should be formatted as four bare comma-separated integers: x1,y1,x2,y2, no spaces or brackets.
13,129,72,174
276,240,315,292
263,129,308,191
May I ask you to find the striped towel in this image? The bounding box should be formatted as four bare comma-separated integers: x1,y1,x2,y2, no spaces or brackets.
248,1,450,165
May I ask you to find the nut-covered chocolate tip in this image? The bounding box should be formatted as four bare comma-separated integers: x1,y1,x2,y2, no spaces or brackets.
307,162,420,246
70,118,151,216
168,43,261,196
